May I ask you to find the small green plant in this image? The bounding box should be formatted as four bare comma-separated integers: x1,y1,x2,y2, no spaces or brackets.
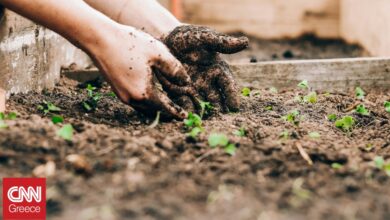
82,84,102,112
373,156,390,176
335,116,355,132
233,127,246,137
208,133,237,156
308,132,321,139
331,163,343,169
355,104,370,116
283,110,300,126
0,120,7,129
264,106,273,111
0,112,17,120
279,130,290,139
303,92,318,104
327,114,337,122
241,87,251,97
384,101,390,113
199,101,213,118
188,127,203,139
106,91,117,98
38,101,61,114
298,80,309,90
184,112,202,128
51,115,64,124
355,87,365,100
57,124,74,141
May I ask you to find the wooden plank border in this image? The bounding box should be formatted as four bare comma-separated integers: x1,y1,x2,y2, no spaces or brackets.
231,57,390,91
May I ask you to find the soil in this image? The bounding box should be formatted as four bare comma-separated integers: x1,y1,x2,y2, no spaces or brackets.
223,34,369,63
1,75,390,220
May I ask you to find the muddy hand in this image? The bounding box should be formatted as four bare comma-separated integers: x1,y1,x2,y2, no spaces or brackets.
164,25,249,112
90,24,195,120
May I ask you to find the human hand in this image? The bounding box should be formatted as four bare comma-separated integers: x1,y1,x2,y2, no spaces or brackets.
89,24,198,119
163,25,249,112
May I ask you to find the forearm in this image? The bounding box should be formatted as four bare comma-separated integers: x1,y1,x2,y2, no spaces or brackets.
0,0,117,54
84,0,181,38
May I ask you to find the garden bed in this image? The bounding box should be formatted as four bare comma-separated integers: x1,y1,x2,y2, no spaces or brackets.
1,38,390,220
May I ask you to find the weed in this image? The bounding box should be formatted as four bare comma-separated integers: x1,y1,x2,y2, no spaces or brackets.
327,114,337,122
298,80,309,90
308,132,321,139
303,92,318,104
283,110,300,126
208,133,236,156
355,87,365,100
355,104,370,116
335,116,355,132
241,87,251,97
51,115,64,124
233,127,246,137
38,101,61,114
331,163,343,169
82,84,102,112
384,101,390,113
57,124,74,141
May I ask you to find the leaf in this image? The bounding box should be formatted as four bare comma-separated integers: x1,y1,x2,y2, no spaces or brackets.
200,101,213,118
308,132,321,139
303,92,317,104
148,111,160,129
224,143,237,156
384,101,390,113
6,112,17,120
355,104,369,116
327,114,337,122
279,130,290,139
0,112,4,120
107,91,117,98
0,120,8,129
355,87,365,100
331,163,343,169
46,102,61,112
241,87,251,97
57,124,74,141
384,164,390,176
283,110,300,126
335,116,355,132
297,80,309,90
82,101,93,112
86,84,96,97
208,133,229,148
188,127,202,139
264,106,273,111
184,113,202,128
233,127,246,137
374,156,385,169
51,115,64,124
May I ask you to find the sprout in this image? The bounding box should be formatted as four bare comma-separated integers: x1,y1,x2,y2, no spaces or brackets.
57,124,74,141
335,116,355,132
241,87,251,97
355,87,365,100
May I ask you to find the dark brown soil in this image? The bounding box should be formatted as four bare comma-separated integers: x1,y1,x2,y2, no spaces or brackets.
1,75,390,220
224,34,369,63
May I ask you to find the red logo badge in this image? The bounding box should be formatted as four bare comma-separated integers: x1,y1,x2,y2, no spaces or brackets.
3,178,46,220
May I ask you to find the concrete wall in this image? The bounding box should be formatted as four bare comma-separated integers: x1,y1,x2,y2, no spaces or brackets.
0,10,92,95
181,0,340,39
340,0,390,57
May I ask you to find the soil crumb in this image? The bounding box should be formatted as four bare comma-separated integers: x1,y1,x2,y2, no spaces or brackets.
224,34,369,63
1,76,390,220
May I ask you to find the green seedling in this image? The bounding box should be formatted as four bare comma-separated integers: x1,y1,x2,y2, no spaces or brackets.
200,101,213,118
279,130,290,139
331,163,343,169
57,124,74,141
241,87,251,97
303,92,318,104
384,101,390,113
0,112,17,120
51,115,64,124
82,84,102,112
335,116,355,132
327,114,337,122
184,112,202,128
298,80,309,90
355,104,370,116
264,106,273,111
208,133,236,156
355,87,365,100
148,111,160,129
0,120,7,129
106,91,117,98
283,110,300,126
188,127,203,139
38,101,61,114
233,127,246,137
308,132,321,139
373,156,390,176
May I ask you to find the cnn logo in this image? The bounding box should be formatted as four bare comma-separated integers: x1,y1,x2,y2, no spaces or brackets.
3,178,46,220
7,186,42,203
